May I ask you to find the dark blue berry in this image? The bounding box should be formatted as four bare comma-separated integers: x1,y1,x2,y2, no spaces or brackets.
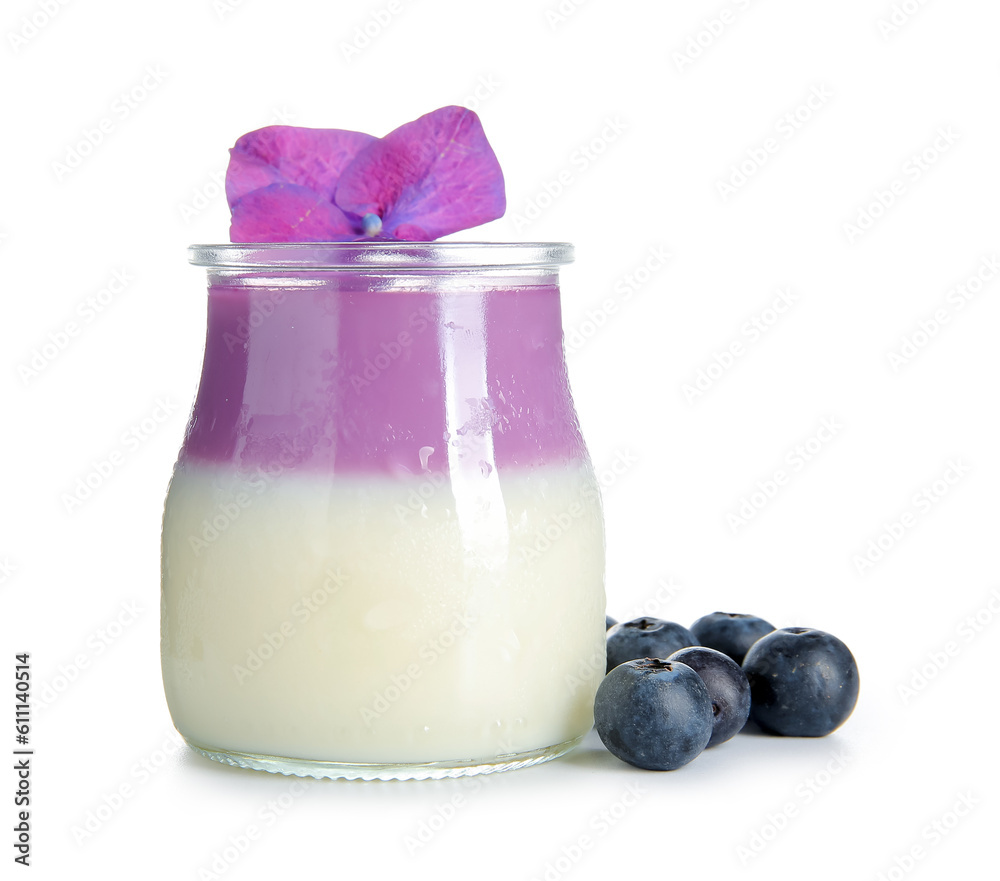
594,659,713,770
742,628,859,737
605,617,699,673
690,612,775,665
606,614,618,631
667,646,751,747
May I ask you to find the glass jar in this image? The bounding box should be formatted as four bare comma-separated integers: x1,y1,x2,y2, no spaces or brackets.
161,242,606,780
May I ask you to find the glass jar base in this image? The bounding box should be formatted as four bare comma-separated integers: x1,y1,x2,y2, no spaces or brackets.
183,734,585,781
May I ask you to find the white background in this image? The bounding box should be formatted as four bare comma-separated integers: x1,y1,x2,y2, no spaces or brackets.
2,0,998,878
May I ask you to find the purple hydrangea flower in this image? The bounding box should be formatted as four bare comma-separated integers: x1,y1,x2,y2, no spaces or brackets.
226,106,505,242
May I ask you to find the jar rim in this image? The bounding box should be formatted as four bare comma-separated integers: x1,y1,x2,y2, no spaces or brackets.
189,242,574,270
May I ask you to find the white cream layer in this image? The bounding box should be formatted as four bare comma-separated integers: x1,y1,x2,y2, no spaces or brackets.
161,461,606,764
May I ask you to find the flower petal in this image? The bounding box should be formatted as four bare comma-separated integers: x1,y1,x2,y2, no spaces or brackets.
229,183,356,242
226,125,376,207
334,106,505,241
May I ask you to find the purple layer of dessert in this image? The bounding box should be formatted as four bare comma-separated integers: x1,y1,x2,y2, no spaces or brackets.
180,279,589,476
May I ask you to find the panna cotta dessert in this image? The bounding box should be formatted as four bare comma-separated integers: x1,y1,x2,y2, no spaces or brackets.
161,245,607,778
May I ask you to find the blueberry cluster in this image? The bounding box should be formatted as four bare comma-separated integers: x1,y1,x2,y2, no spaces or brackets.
595,612,859,771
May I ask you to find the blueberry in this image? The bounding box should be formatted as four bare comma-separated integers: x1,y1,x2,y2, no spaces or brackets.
605,617,699,673
667,646,750,747
594,659,713,770
606,614,618,631
742,627,859,737
690,612,775,665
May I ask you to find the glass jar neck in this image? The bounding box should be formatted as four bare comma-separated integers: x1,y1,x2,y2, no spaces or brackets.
188,241,574,273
